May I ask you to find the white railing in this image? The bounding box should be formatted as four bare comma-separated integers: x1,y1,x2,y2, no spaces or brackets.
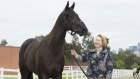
0,66,138,79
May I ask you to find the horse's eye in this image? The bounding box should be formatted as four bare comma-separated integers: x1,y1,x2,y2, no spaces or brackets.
69,15,74,19
64,14,68,17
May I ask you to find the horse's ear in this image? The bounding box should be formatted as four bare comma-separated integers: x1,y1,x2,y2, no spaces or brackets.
65,1,69,10
71,2,75,9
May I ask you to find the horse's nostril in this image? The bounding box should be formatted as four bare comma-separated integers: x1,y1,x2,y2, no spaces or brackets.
83,29,86,33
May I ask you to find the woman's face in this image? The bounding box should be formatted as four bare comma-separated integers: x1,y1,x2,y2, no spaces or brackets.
94,36,103,48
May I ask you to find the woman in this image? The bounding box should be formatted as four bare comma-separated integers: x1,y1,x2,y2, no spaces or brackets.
71,34,113,79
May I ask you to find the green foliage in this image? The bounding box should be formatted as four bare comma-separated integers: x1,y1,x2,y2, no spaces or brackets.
0,39,8,46
131,62,139,69
35,35,45,39
123,50,137,69
115,59,125,69
62,40,72,65
133,56,140,66
105,37,110,51
71,35,82,55
81,32,95,54
112,49,140,69
111,52,118,62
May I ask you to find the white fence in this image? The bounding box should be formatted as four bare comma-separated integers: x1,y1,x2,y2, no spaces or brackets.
0,66,136,79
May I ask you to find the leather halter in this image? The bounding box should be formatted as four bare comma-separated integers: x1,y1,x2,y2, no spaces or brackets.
63,14,83,35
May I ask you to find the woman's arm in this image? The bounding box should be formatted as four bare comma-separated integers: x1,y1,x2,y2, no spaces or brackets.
76,52,90,62
71,49,90,62
106,52,113,79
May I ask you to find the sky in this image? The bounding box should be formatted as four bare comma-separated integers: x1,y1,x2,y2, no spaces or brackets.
0,0,140,52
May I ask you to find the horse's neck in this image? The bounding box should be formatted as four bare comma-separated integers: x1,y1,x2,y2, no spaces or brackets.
46,14,66,51
49,27,66,47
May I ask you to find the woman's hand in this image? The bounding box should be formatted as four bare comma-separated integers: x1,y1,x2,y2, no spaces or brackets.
71,49,77,57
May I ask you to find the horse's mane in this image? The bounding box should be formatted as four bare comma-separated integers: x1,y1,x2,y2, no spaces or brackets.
41,12,66,48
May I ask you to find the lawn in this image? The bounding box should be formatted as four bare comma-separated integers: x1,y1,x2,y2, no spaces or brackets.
0,74,86,79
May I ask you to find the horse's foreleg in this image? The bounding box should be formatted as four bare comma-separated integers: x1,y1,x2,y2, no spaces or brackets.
53,73,62,79
136,73,138,78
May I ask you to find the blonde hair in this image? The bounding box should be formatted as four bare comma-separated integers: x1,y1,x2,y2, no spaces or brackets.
97,34,107,48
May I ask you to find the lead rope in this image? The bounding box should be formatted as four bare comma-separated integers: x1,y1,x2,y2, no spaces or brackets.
70,44,90,79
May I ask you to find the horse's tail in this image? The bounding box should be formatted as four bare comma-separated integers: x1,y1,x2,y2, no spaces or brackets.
19,38,35,79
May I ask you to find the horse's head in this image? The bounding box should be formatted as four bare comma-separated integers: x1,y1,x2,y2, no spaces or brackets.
62,1,88,36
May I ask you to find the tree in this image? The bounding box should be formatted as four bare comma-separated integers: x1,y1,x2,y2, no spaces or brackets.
115,59,125,69
35,35,45,39
112,48,140,69
133,56,140,66
131,62,139,69
111,52,119,68
71,35,82,55
106,37,110,51
0,39,8,46
81,32,95,54
124,51,137,69
118,51,126,61
63,40,71,65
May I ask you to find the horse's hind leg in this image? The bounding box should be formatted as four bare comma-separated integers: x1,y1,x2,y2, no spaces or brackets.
133,72,136,78
19,56,33,79
19,66,33,79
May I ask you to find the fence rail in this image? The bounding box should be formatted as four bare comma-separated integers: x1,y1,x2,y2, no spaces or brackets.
0,66,137,79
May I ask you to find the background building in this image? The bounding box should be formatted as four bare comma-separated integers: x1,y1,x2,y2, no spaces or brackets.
111,50,117,54
118,48,123,52
129,46,137,53
138,43,140,53
0,46,20,69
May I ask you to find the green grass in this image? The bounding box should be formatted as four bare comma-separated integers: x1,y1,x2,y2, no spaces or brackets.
0,74,86,79
1,77,85,79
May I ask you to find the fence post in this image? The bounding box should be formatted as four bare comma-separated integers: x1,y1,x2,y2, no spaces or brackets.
117,69,119,78
71,69,74,79
1,68,4,79
121,69,123,78
66,71,68,79
76,70,78,79
71,65,73,71
69,66,70,72
122,69,124,77
80,71,83,79
18,69,21,79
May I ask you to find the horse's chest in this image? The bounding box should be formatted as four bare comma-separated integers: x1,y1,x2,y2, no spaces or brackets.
36,51,64,74
48,63,64,77
54,66,63,73
50,58,64,73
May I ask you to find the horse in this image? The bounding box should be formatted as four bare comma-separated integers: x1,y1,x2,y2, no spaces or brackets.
133,67,140,78
19,1,88,79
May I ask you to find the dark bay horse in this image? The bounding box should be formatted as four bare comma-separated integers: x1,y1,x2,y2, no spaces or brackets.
19,2,88,79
